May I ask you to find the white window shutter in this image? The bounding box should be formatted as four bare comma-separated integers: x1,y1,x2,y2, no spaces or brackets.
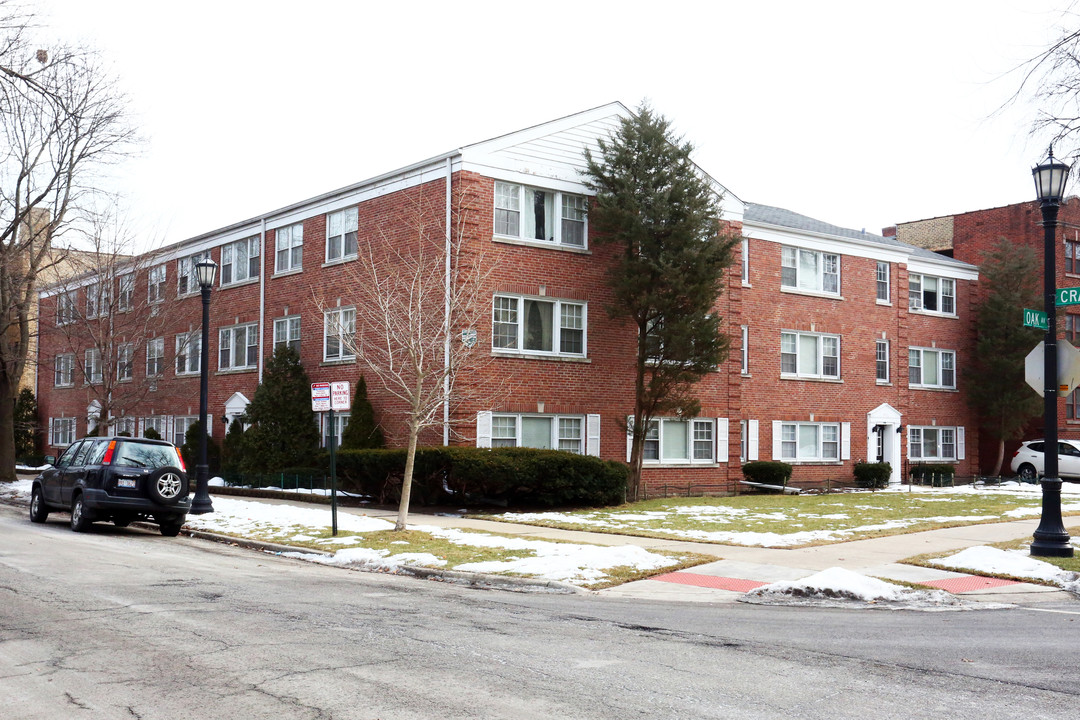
716,418,729,462
586,414,601,457
626,416,634,462
476,411,492,448
772,420,783,460
957,426,965,460
841,422,851,460
48,417,54,445
748,420,759,461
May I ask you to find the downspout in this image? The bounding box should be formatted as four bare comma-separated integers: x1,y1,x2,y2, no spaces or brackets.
258,218,266,384
443,156,452,446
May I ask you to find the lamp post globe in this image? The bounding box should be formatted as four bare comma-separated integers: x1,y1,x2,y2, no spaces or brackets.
190,258,218,515
1031,146,1074,557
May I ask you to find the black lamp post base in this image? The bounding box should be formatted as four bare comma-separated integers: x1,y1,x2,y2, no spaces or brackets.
189,463,214,515
1030,533,1074,557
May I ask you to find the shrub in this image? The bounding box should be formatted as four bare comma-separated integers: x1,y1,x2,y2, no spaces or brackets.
180,420,221,475
335,446,628,508
741,461,793,486
853,462,891,489
339,376,384,450
143,427,162,440
909,463,955,483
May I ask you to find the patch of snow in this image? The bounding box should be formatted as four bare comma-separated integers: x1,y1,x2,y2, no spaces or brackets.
183,496,394,535
744,567,963,609
930,546,1080,585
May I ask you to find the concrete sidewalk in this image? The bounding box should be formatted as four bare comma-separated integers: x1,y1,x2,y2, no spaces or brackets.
230,490,1080,606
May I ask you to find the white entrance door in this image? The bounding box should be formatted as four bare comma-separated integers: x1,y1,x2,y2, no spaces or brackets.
867,403,903,485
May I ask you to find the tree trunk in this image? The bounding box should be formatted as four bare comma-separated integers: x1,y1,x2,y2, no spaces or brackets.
0,373,18,483
991,439,1005,477
395,423,419,531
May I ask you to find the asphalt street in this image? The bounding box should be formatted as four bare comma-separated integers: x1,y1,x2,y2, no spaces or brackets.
2,504,1079,719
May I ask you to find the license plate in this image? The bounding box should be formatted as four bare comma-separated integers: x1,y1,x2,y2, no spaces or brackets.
117,478,137,489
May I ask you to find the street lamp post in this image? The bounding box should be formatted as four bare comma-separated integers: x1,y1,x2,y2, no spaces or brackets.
1031,147,1073,557
190,257,218,515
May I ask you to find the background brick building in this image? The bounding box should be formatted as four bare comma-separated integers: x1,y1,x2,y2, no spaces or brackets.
35,103,982,493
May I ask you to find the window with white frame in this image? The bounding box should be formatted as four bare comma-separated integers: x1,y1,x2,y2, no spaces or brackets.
320,412,349,449
876,261,890,302
741,325,749,374
876,340,889,383
492,295,585,356
326,207,358,262
491,414,585,454
84,348,102,384
54,354,74,387
86,281,108,318
117,272,134,312
779,422,840,462
273,316,301,354
50,417,76,446
146,337,164,376
908,273,955,315
56,290,78,325
641,418,717,463
117,343,133,381
741,237,749,284
275,222,303,273
221,236,260,285
172,415,203,446
781,246,840,294
219,322,259,370
177,251,210,295
175,331,201,375
323,307,355,361
142,416,167,439
908,347,955,389
908,426,959,461
781,331,840,379
148,265,166,303
494,181,588,248
115,416,136,437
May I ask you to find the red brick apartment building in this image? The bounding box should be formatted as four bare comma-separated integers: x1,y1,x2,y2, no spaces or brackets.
893,199,1080,467
35,103,983,493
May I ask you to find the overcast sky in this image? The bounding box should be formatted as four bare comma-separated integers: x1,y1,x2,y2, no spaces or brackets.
33,0,1075,250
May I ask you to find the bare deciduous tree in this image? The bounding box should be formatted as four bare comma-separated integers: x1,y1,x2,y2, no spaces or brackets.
317,185,497,530
1,1,134,480
43,202,183,439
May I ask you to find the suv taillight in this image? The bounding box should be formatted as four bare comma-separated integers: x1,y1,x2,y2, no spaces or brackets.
102,440,117,465
175,448,186,472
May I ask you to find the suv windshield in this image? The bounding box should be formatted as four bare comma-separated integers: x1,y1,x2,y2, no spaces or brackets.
113,442,178,469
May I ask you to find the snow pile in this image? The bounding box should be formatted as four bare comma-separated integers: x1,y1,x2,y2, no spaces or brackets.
0,478,32,500
930,546,1080,591
743,567,962,609
183,496,394,535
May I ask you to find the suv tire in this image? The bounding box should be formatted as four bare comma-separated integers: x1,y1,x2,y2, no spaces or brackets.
70,495,94,533
147,466,188,505
29,486,49,523
158,519,183,537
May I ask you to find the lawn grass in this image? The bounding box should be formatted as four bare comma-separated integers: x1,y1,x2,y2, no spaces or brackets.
475,488,1078,549
194,523,712,590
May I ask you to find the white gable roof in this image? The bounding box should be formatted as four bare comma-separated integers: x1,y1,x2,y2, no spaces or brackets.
459,102,744,221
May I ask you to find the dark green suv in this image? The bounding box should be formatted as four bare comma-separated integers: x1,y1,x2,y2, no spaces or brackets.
30,436,190,536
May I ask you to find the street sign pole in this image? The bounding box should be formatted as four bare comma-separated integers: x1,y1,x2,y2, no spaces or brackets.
329,408,337,536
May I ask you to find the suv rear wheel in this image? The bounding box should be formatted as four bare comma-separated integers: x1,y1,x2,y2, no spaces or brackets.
158,519,184,537
1017,463,1039,483
70,495,94,533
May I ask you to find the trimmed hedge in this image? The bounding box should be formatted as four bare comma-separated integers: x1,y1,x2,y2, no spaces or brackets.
853,462,891,489
334,446,628,509
909,463,955,482
741,460,793,486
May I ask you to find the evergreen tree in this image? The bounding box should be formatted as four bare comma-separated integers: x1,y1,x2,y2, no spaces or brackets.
340,375,384,450
584,103,738,500
143,427,161,440
238,346,321,473
180,420,221,475
13,388,37,459
221,418,246,475
969,237,1044,475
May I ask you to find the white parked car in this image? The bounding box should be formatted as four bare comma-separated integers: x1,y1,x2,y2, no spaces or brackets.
1010,439,1080,482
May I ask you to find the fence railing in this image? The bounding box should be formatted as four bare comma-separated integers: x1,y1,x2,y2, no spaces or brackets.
221,472,331,491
